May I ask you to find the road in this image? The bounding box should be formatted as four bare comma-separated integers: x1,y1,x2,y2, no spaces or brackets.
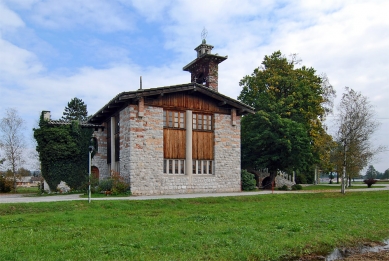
1,184,388,204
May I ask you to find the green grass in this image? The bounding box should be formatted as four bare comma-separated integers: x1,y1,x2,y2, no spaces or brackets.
0,191,388,260
13,186,39,194
302,184,386,190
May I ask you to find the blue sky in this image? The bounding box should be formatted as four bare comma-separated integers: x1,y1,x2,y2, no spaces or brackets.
1,0,388,173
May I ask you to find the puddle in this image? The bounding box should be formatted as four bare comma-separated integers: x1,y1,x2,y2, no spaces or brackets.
325,239,389,261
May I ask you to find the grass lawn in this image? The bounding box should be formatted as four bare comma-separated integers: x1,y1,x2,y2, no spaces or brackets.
0,191,388,260
13,186,39,194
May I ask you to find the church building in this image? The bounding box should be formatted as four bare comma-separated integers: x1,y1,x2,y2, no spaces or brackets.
88,40,254,195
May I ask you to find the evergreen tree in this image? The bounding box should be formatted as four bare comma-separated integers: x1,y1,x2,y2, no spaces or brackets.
365,165,377,179
61,97,88,122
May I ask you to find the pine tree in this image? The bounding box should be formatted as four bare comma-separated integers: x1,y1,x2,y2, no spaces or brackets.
61,97,88,122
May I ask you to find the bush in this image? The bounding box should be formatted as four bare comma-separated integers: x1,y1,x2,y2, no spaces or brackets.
0,176,13,193
241,170,256,191
98,179,113,192
278,185,288,191
291,184,303,190
97,170,131,195
363,179,377,188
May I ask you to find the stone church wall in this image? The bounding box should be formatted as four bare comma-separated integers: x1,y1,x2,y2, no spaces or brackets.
92,105,243,196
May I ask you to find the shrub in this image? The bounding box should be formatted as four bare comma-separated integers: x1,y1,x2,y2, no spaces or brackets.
291,184,303,190
98,179,113,192
98,170,131,195
278,185,288,191
241,170,256,191
363,179,377,188
0,176,13,193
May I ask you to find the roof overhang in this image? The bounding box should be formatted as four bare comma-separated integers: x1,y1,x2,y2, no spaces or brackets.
88,83,255,124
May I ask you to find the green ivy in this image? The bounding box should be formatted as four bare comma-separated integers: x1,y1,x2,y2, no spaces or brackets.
33,114,94,191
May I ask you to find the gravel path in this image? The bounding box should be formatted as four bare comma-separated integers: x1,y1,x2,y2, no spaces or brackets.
1,185,388,204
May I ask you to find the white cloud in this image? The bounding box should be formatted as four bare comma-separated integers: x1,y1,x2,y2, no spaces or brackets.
0,1,25,33
1,0,388,171
6,0,135,32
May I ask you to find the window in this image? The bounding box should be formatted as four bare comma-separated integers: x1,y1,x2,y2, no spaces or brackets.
114,114,120,162
107,120,111,164
192,160,214,175
193,113,212,130
163,110,185,129
163,159,185,175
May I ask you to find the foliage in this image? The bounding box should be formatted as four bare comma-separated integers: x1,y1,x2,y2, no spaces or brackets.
33,112,94,191
0,108,25,191
98,171,131,195
278,185,288,191
241,169,256,191
335,88,383,179
380,169,389,180
363,179,377,188
365,165,377,179
1,192,389,260
17,167,31,177
61,97,88,122
291,184,303,190
238,51,335,183
0,176,12,193
98,179,113,191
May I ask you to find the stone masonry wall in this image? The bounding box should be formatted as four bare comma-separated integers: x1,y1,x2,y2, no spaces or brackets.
120,105,164,195
91,123,109,180
93,104,243,196
214,113,242,192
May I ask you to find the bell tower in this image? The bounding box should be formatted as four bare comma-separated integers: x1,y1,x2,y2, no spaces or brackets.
183,31,227,92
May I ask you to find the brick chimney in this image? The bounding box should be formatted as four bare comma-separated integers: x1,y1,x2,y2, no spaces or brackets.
183,39,227,92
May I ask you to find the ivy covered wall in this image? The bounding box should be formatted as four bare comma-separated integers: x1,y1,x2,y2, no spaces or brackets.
33,114,94,191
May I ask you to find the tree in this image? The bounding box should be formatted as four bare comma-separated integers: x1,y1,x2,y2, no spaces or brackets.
0,108,25,191
61,97,88,122
365,165,377,179
18,167,31,177
238,51,335,187
335,87,383,191
382,169,389,180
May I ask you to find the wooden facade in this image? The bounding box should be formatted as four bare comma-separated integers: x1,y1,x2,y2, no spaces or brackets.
145,92,230,114
163,129,186,159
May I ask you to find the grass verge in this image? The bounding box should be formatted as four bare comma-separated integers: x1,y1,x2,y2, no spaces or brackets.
0,191,388,260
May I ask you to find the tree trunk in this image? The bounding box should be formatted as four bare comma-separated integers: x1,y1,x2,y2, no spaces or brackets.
262,170,277,190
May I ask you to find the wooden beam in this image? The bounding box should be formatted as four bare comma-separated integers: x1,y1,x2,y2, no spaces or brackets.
218,100,227,106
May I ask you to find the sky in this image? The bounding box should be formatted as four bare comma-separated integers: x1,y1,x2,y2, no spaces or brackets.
0,0,388,173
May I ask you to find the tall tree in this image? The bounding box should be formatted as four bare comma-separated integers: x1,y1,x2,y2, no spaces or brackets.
336,87,383,190
238,51,335,187
0,108,25,191
382,169,389,180
61,97,88,122
365,165,377,179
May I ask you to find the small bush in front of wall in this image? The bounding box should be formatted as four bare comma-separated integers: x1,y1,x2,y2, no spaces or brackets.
98,179,113,192
241,170,256,191
291,184,303,190
98,170,131,195
363,179,377,188
278,185,289,191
